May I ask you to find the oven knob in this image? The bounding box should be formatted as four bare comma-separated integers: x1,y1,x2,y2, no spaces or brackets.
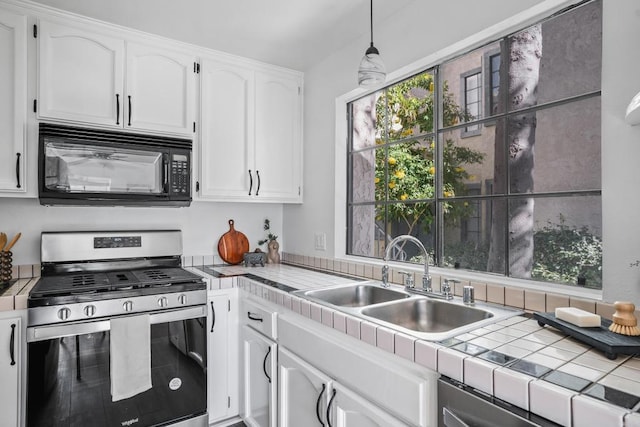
84,305,97,317
158,297,168,308
57,307,71,321
178,294,187,305
123,301,134,312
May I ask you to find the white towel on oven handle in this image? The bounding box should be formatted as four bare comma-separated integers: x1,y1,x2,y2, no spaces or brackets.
110,314,152,402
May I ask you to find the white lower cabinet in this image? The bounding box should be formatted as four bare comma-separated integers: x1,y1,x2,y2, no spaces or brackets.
279,347,330,427
207,291,239,424
0,313,24,427
279,348,407,427
242,325,277,427
328,383,407,427
278,312,439,427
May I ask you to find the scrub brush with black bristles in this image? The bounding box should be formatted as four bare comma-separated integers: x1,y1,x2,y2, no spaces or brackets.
609,301,640,336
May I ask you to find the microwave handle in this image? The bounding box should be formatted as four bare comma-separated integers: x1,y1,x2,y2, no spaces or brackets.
163,154,170,193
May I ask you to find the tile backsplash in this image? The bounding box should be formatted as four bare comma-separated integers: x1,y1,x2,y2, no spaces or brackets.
13,251,628,319
279,252,628,320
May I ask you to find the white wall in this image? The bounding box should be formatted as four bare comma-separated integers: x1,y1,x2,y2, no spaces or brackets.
0,198,283,265
285,0,640,303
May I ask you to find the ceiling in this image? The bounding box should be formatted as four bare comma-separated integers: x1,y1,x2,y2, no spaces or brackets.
32,0,415,71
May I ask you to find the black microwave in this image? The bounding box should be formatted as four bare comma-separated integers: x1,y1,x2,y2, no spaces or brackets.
38,123,192,207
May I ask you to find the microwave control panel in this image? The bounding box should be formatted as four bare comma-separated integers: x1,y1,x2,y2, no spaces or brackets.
170,153,190,194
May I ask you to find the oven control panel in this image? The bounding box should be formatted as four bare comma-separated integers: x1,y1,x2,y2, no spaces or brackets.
94,236,142,249
28,290,207,327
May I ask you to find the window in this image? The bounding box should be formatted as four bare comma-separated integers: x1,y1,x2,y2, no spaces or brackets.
461,69,481,136
347,0,602,289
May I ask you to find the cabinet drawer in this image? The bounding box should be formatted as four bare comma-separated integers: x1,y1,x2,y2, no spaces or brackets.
243,298,277,340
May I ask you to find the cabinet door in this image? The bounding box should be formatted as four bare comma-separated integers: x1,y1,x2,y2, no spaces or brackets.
38,20,124,126
126,42,196,135
242,326,277,427
208,294,231,423
279,348,331,427
0,9,27,193
199,58,254,200
329,384,407,427
254,71,302,202
0,317,21,427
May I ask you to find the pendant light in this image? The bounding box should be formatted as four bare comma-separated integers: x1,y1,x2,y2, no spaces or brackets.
358,0,386,87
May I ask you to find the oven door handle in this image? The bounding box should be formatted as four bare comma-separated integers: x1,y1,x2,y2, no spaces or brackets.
27,306,206,342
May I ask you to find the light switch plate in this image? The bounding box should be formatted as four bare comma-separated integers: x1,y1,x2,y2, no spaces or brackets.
314,232,326,250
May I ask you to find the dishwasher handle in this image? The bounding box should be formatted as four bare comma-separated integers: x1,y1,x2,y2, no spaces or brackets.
443,407,470,427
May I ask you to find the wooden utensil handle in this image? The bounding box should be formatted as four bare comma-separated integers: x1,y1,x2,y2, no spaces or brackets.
4,233,21,252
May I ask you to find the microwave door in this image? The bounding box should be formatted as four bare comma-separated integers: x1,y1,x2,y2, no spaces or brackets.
44,142,164,195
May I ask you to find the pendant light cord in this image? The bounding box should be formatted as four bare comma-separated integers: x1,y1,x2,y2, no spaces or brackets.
369,0,374,47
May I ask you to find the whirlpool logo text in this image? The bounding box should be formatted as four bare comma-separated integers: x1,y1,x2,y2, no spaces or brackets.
121,418,139,426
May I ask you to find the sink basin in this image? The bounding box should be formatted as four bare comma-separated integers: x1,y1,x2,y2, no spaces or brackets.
295,282,411,307
293,281,522,341
361,298,493,333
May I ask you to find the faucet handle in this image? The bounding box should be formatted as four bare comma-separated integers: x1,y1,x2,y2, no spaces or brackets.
441,279,451,294
381,265,390,288
398,271,414,288
422,275,432,292
442,278,459,300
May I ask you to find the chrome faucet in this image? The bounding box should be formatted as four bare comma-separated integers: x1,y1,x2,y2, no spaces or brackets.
381,235,432,291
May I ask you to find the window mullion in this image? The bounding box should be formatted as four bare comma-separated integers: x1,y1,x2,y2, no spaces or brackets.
434,66,443,267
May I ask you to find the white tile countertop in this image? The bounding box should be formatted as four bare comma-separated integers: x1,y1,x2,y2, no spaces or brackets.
198,262,640,427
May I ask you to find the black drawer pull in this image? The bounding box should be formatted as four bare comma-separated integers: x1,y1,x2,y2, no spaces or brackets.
247,312,263,322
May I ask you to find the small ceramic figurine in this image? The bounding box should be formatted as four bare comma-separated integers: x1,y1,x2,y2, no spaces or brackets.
267,239,280,264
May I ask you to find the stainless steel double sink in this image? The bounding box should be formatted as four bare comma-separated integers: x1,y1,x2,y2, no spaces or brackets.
293,281,522,342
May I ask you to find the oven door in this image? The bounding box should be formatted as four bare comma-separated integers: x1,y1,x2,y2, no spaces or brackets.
26,306,207,427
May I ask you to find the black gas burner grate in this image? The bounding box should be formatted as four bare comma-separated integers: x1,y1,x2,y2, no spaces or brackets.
70,274,100,286
30,266,204,301
139,269,171,281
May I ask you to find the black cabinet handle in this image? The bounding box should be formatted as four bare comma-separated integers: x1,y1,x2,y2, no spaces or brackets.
9,323,16,366
15,153,21,189
128,95,132,126
315,383,326,427
262,346,272,383
248,170,253,195
116,94,120,124
326,388,337,427
247,312,263,322
210,301,216,333
256,170,261,196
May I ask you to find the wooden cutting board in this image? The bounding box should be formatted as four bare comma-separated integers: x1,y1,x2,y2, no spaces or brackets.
217,219,249,265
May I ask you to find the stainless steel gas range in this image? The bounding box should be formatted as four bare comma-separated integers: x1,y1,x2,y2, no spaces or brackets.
26,230,208,427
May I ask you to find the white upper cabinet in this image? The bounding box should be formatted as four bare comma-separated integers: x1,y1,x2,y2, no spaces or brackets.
38,20,196,135
199,57,254,199
199,56,303,203
0,9,27,193
37,21,124,127
254,71,302,202
126,42,195,134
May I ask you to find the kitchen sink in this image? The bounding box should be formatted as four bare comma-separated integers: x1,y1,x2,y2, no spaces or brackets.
295,282,411,307
361,298,493,333
293,281,521,341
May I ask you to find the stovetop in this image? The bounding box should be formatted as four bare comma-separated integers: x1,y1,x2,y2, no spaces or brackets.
29,267,206,307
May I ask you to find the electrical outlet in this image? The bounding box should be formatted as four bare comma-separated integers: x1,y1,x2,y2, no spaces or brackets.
314,232,326,251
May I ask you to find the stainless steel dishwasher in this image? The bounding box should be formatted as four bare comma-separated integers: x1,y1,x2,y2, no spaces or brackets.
438,377,561,427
